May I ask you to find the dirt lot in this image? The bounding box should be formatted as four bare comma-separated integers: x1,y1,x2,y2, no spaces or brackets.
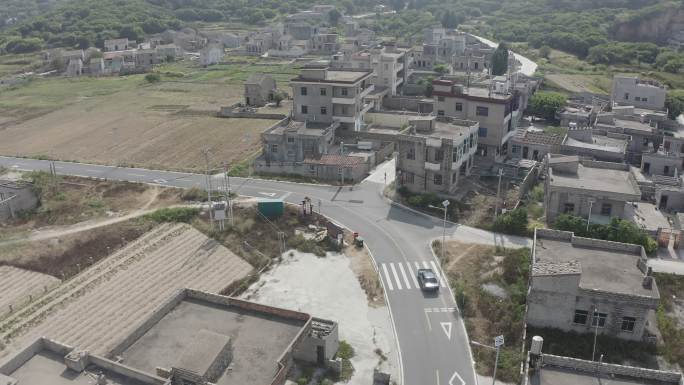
0,174,184,242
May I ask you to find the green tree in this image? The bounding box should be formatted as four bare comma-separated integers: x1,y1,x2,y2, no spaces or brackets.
539,45,551,59
5,37,43,53
666,91,684,120
527,91,566,121
490,42,509,76
433,63,449,75
390,0,405,12
145,73,161,83
328,8,342,26
492,208,529,236
272,90,287,107
119,24,143,42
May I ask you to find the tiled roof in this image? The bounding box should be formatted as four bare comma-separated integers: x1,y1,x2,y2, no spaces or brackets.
532,261,581,276
513,129,564,146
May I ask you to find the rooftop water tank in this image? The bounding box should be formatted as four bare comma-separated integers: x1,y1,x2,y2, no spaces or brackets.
531,335,544,356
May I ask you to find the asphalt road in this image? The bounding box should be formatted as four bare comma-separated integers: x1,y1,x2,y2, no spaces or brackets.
0,156,531,385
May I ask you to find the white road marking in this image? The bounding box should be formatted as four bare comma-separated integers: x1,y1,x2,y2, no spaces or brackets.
422,261,430,269
258,192,277,197
414,261,421,270
441,322,453,340
430,260,447,287
397,263,411,289
449,371,465,385
153,179,167,184
390,263,403,290
381,264,394,291
406,262,419,287
128,173,146,177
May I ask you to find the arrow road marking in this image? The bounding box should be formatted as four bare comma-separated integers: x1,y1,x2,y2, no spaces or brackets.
449,371,465,385
258,192,277,197
153,179,167,184
441,322,452,340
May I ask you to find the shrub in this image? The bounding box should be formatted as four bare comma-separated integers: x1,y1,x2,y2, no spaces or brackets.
144,207,198,223
553,214,657,255
492,208,529,236
144,73,161,83
337,340,355,359
181,187,208,201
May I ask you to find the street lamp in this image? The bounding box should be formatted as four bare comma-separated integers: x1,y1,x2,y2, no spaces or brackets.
587,198,595,233
429,199,450,261
592,306,600,361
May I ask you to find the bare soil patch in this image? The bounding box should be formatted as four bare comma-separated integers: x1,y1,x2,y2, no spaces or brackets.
343,231,385,307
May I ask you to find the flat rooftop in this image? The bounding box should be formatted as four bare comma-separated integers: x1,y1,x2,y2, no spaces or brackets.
625,202,671,232
268,119,334,136
419,120,475,141
534,236,658,299
549,163,640,197
531,365,677,385
563,136,626,154
120,297,307,385
8,350,148,385
293,69,371,83
613,118,654,133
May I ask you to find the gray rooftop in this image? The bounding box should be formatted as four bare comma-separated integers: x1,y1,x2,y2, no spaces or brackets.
613,118,654,133
120,297,307,385
534,236,658,299
267,119,335,136
563,136,626,154
418,120,476,141
7,350,148,385
549,163,640,198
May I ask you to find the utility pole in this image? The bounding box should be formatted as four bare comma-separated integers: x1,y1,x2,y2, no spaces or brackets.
223,162,234,226
592,306,600,361
203,148,213,226
470,335,504,385
494,168,503,219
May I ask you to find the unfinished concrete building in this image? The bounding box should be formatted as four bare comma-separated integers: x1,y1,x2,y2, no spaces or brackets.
560,124,629,163
0,179,38,222
244,73,277,107
0,289,340,385
611,76,666,111
544,156,641,224
528,229,659,341
433,78,522,161
395,116,479,195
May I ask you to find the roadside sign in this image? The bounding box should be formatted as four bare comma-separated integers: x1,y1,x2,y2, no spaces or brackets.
494,335,504,348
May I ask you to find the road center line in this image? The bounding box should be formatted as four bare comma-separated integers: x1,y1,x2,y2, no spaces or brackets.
390,263,403,290
397,263,411,289
381,264,394,291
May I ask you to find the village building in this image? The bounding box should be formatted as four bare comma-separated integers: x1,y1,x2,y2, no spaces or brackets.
244,73,277,107
527,228,659,341
0,180,38,223
104,38,131,52
611,76,667,111
199,44,224,66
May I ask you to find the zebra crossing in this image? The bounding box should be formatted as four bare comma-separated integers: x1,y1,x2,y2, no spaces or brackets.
379,260,449,291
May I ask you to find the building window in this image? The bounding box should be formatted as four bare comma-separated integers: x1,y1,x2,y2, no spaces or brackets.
642,97,648,102
287,137,295,143
600,203,612,216
341,88,348,96
320,88,326,96
563,203,575,214
301,105,308,114
512,145,520,154
271,144,278,153
437,110,445,116
643,137,649,146
405,172,414,184
476,106,489,116
635,96,641,102
321,106,327,115
452,151,459,162
437,96,445,102
592,312,607,328
452,172,457,183
573,310,588,325
478,127,487,138
455,103,463,111
407,147,415,160
435,150,443,162
621,316,636,332
434,174,442,185
624,92,629,100
300,87,307,96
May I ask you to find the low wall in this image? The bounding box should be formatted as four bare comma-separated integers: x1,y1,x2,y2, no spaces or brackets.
542,354,682,383
219,107,287,120
0,338,68,374
89,355,167,385
364,111,430,128
382,96,425,112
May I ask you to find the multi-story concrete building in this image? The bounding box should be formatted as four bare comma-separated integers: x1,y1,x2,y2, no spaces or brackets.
395,116,478,195
104,38,130,52
432,78,521,161
544,156,641,224
331,43,412,96
611,76,666,110
560,125,629,163
290,66,374,132
527,228,659,341
509,127,564,162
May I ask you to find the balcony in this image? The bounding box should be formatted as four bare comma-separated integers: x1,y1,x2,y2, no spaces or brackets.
331,84,374,104
425,162,441,171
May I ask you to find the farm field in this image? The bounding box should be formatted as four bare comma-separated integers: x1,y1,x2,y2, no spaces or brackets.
0,58,295,171
0,223,254,358
0,266,60,319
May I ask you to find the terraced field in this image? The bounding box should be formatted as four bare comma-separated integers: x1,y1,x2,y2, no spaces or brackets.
0,223,254,357
0,266,60,319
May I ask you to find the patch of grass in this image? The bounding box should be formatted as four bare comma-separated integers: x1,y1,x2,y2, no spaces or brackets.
181,187,208,202
337,340,355,360
543,126,568,136
144,207,199,223
653,273,684,369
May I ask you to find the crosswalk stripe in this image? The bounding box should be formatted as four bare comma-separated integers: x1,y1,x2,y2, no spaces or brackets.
381,264,394,291
397,263,411,289
422,261,430,269
414,261,421,271
390,263,403,290
429,260,447,287
406,262,420,287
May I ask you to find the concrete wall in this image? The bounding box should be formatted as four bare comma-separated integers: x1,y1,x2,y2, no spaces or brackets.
641,153,683,176
656,188,684,212
0,183,38,222
612,77,666,110
541,354,682,383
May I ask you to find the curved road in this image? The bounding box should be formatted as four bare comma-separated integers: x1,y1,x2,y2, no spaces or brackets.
0,156,530,385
